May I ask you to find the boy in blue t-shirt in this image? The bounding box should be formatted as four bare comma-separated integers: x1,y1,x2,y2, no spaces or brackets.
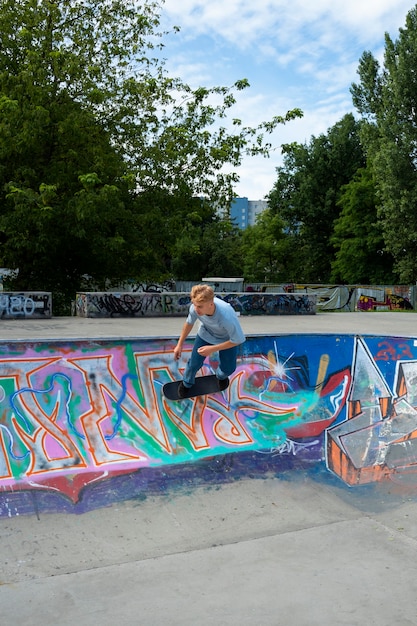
173,284,245,398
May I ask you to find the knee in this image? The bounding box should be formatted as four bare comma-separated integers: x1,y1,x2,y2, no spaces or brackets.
218,361,236,376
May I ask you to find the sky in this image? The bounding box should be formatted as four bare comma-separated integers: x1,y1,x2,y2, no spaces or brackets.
158,0,415,200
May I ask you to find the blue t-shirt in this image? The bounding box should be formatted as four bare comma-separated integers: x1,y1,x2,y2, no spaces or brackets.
186,297,246,346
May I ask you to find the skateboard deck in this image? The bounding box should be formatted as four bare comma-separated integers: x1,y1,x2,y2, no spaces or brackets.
163,374,229,400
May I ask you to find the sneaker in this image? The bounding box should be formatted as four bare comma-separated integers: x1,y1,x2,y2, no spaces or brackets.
178,381,188,399
217,377,229,391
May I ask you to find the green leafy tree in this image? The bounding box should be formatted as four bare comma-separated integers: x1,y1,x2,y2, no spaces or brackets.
201,220,243,278
170,205,243,280
0,0,302,310
240,209,287,282
330,167,395,283
267,114,365,282
351,6,417,282
1,105,135,299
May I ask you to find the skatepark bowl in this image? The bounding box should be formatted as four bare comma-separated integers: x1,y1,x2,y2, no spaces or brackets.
1,312,417,625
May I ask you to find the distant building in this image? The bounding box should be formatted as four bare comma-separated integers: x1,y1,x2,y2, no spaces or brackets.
230,197,268,229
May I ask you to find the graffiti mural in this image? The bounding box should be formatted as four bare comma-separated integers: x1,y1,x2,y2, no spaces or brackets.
258,284,415,312
0,335,344,507
222,293,315,315
327,336,417,485
356,287,413,311
75,292,191,318
1,332,417,516
0,292,52,319
75,291,316,318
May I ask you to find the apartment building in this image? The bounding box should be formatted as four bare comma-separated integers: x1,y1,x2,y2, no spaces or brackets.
230,197,268,229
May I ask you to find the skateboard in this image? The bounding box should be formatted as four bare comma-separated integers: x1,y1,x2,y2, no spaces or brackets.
163,374,229,400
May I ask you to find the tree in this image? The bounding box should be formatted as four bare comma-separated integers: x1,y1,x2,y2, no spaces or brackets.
171,217,243,280
240,209,287,282
0,100,135,298
351,6,417,282
267,114,365,282
330,167,395,283
0,0,302,310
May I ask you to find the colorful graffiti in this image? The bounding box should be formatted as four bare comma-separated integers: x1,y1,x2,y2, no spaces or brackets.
222,293,315,315
0,292,52,319
327,336,417,484
1,333,417,516
75,291,316,318
356,288,413,311
262,284,415,312
75,291,192,318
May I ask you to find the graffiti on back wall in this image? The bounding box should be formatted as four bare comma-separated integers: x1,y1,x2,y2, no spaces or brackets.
0,333,417,510
0,292,52,319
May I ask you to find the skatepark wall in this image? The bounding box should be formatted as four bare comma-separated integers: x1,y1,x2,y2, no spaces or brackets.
0,330,416,518
227,284,414,312
283,284,415,312
74,285,415,318
0,286,411,319
0,292,52,319
74,291,316,317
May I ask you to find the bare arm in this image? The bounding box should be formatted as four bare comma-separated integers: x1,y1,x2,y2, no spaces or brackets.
174,322,194,360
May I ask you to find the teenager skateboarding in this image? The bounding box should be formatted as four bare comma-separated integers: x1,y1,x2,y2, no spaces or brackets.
163,284,246,400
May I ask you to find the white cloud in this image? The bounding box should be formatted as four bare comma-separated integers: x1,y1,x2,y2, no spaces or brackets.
158,0,414,198
232,101,356,199
162,0,412,49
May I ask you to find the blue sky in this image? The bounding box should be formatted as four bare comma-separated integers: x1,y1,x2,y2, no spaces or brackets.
159,0,414,200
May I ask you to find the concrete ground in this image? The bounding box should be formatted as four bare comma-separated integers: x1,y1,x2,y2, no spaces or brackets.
1,312,417,625
0,309,416,340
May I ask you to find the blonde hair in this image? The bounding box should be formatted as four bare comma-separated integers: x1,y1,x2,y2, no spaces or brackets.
190,284,214,303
